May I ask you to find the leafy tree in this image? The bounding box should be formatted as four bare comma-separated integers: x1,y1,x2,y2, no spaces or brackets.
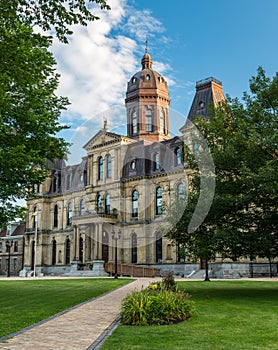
166,67,278,271
0,0,110,43
0,0,110,224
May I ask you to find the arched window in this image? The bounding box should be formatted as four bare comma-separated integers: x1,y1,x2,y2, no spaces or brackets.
132,190,138,218
146,109,153,132
65,238,71,264
132,110,137,134
105,194,110,214
96,195,102,212
80,199,85,215
154,153,160,170
132,232,137,263
106,154,112,178
175,147,182,165
156,187,163,215
79,236,83,263
54,204,58,228
98,157,103,180
67,202,72,226
177,183,185,201
52,240,57,265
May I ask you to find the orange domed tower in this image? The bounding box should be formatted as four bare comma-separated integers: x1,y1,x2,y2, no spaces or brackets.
125,48,171,142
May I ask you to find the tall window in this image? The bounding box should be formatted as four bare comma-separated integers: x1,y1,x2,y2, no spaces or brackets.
13,258,17,271
160,109,166,134
98,157,103,180
66,174,71,190
156,233,163,262
0,242,2,253
54,204,58,228
132,110,137,134
67,202,72,226
177,183,185,200
96,195,102,212
154,153,160,170
53,177,57,192
80,199,85,215
106,154,112,178
132,232,137,263
175,147,182,165
156,187,163,215
132,190,138,217
65,238,71,264
13,241,18,252
105,194,110,214
146,109,153,132
52,240,57,265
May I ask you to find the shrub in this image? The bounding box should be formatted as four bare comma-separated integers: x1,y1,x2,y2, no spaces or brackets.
121,276,196,326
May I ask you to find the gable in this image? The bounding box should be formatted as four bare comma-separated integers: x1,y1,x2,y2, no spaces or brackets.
83,130,122,151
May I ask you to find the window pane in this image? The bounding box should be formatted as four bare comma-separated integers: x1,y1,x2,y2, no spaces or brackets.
107,155,112,178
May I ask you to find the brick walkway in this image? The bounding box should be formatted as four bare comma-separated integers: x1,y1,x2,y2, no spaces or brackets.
0,278,156,350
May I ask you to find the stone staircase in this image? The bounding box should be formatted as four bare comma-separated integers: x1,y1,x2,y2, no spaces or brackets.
186,269,206,279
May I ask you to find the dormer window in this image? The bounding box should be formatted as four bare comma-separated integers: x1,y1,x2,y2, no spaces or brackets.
198,101,205,108
146,74,150,81
130,160,136,170
132,77,137,83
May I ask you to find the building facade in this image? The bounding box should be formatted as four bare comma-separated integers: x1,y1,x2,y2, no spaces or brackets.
23,50,226,276
0,222,26,276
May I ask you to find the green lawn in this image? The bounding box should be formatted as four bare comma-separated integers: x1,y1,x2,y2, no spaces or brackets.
0,278,131,338
101,281,278,350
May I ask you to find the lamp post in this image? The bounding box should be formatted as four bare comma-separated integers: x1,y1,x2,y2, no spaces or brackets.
111,228,121,278
32,210,38,277
5,240,13,277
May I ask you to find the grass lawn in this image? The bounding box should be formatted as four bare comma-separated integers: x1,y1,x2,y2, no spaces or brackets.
101,280,278,350
0,278,131,338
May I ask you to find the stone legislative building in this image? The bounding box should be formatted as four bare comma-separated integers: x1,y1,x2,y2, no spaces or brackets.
20,49,227,276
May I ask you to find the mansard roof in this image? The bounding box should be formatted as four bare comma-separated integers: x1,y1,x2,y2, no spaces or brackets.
186,77,226,122
0,222,26,238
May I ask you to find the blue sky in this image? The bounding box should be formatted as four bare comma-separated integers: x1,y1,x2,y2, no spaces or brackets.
53,0,278,164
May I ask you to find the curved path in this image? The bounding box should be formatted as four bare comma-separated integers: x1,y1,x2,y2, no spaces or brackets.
0,278,156,350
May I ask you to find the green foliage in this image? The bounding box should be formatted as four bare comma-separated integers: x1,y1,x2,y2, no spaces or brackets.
103,281,278,350
0,0,110,224
0,22,69,224
121,276,196,326
0,0,110,43
166,67,278,262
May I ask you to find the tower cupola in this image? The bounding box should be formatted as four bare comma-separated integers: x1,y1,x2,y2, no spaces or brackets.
125,49,171,142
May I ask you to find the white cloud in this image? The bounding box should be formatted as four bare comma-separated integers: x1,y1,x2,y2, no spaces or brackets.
52,0,174,150
53,0,172,123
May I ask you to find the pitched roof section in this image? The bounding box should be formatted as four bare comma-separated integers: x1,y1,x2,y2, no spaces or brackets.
0,222,26,238
186,77,226,122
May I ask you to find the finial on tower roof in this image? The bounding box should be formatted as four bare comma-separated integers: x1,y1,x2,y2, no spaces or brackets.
145,35,148,53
